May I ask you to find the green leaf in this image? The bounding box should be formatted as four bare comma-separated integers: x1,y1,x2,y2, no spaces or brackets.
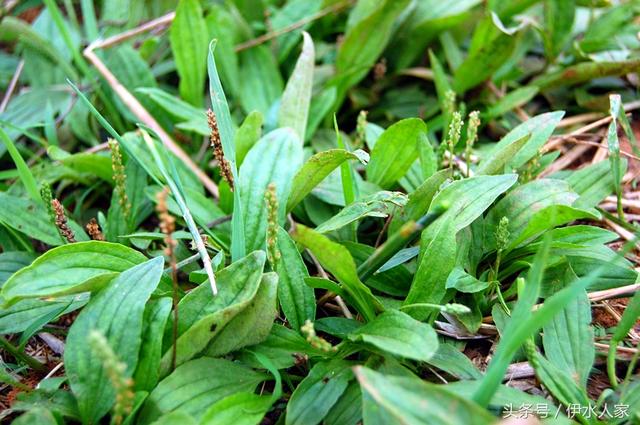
170,0,208,106
235,111,263,167
208,39,244,261
65,256,164,423
428,174,518,236
355,367,494,425
292,225,382,321
238,46,284,116
324,381,362,425
316,191,407,234
565,158,627,210
239,128,303,252
0,192,85,247
159,251,266,374
485,179,594,251
204,272,278,357
13,407,58,425
279,32,315,141
533,351,592,408
0,126,40,203
200,392,272,425
483,111,564,170
333,0,410,103
1,241,153,305
134,298,172,392
403,214,456,317
348,310,438,361
286,360,353,425
275,227,315,332
138,358,268,424
542,0,575,59
398,169,450,225
367,118,428,189
446,267,490,293
542,288,594,388
236,324,326,370
453,14,519,93
532,59,640,89
475,135,529,175
0,296,85,335
286,148,368,212
0,251,36,285
482,86,539,120
205,4,241,98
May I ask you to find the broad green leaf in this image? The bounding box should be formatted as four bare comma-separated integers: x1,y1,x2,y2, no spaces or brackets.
138,358,268,424
204,272,278,356
367,118,428,189
149,412,197,425
1,241,153,305
0,296,86,335
324,381,362,425
445,267,490,293
348,310,438,361
275,227,315,332
475,135,529,175
200,392,272,425
292,225,382,321
428,343,482,380
238,46,283,116
565,159,627,210
403,215,456,318
333,0,410,103
170,0,208,106
236,324,326,370
397,169,450,226
134,298,172,392
235,111,263,167
543,288,594,388
286,360,353,425
485,179,592,251
286,148,368,212
533,352,592,408
428,174,518,236
279,32,314,141
65,257,164,424
13,407,57,425
428,50,453,124
159,251,265,373
355,367,494,425
0,251,36,285
484,111,564,170
316,191,407,234
239,128,303,252
0,192,87,247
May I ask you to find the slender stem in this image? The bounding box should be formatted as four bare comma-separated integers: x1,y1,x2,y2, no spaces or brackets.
357,207,446,282
0,337,46,372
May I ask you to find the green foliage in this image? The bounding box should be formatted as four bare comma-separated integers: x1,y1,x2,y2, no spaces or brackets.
1,1,640,424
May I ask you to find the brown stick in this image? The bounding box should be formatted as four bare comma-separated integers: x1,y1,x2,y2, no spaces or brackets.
83,44,219,198
0,59,24,113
